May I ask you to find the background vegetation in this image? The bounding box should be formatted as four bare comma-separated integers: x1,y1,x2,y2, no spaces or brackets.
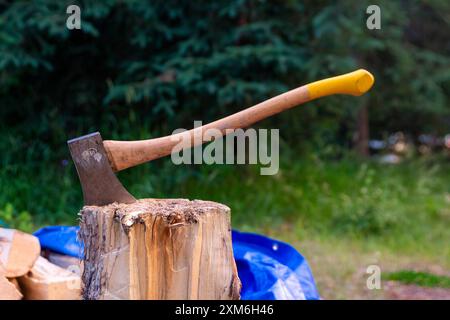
0,0,449,299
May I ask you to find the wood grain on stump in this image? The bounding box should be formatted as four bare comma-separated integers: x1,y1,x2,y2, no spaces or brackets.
78,199,241,300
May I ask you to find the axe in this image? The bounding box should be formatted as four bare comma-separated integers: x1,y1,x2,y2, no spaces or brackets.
68,69,374,206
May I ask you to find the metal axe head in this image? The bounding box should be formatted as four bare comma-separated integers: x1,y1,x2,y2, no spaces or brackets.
68,132,136,206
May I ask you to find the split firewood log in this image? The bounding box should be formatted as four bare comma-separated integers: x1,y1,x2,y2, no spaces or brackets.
0,263,22,300
8,277,21,292
18,256,81,300
0,227,40,277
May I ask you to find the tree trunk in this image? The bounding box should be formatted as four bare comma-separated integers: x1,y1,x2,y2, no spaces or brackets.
355,104,370,156
78,199,241,300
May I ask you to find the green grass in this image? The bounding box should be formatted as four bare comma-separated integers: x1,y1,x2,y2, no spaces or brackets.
175,153,450,262
384,270,450,288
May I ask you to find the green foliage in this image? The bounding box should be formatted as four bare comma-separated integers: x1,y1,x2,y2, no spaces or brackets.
174,154,450,245
304,0,450,135
384,270,450,288
1,1,448,152
330,165,404,235
0,203,34,232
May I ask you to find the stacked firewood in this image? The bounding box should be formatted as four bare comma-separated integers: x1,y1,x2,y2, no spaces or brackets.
0,227,81,300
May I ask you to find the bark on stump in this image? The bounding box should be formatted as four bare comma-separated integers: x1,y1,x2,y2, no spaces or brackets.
78,199,241,300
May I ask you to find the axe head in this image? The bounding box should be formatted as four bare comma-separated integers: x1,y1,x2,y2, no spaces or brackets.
68,132,136,206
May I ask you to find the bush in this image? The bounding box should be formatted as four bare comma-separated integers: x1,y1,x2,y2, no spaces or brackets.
0,203,34,232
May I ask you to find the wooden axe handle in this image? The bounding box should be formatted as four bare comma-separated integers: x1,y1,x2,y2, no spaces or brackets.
104,69,374,171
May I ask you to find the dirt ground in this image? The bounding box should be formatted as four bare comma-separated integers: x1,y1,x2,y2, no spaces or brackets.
383,281,450,300
309,253,450,299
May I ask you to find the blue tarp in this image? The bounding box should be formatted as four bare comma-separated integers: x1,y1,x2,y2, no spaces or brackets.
34,226,319,300
34,226,83,258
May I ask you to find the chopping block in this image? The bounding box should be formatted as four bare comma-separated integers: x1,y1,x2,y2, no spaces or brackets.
78,199,240,300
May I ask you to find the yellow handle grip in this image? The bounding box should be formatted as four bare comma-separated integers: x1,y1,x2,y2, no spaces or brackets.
306,69,374,100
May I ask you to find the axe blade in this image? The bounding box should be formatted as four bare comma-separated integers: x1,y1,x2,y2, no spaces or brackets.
68,132,136,206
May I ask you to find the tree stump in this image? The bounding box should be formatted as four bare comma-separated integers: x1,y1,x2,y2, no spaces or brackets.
78,199,241,300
